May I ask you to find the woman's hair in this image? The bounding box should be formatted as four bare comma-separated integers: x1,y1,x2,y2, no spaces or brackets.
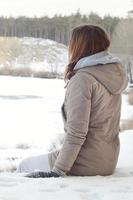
64,25,110,80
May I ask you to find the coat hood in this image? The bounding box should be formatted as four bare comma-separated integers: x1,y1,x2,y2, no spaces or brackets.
74,51,128,94
74,51,121,69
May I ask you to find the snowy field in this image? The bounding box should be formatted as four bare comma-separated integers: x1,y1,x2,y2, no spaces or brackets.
0,75,133,200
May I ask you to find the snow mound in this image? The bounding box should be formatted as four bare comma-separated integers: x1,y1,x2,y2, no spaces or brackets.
0,37,68,75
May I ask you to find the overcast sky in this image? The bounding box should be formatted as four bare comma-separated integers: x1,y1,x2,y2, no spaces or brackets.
0,0,132,18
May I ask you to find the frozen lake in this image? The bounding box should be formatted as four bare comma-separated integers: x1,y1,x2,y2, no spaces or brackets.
0,76,65,148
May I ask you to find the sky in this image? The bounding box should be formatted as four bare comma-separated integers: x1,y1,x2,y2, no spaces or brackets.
0,0,132,18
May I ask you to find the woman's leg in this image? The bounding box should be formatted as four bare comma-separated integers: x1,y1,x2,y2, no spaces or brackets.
16,154,50,173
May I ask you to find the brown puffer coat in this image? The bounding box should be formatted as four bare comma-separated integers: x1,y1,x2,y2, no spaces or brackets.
48,63,128,176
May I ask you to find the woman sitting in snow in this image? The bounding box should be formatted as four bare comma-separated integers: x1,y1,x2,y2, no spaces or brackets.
16,25,128,178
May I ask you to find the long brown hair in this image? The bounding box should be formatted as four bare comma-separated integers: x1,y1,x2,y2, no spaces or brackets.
64,25,110,80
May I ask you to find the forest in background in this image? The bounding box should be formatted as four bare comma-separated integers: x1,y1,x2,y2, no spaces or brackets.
0,11,120,45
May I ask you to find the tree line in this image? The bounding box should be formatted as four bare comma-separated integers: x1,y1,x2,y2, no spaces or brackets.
0,11,120,45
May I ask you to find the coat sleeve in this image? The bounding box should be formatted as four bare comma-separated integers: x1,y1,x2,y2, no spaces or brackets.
54,72,92,172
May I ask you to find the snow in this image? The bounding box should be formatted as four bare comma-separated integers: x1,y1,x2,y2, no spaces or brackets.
0,76,133,200
21,38,56,46
121,94,133,120
0,174,133,200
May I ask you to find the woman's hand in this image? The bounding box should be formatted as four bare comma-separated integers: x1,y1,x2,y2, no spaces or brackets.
25,171,60,178
25,167,66,178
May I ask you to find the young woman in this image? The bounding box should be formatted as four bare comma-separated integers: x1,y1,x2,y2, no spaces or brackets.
17,25,128,178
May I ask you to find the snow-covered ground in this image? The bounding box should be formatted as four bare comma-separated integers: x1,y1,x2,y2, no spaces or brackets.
0,76,133,200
